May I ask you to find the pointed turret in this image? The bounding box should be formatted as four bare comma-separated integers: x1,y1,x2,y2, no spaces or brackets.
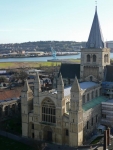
71,76,81,92
57,73,64,99
57,73,64,90
86,7,104,49
34,72,41,93
22,79,32,92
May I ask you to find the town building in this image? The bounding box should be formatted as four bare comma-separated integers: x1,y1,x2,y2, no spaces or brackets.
21,7,112,147
0,87,22,120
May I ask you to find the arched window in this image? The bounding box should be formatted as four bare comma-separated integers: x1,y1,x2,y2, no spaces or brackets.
87,93,89,101
90,76,93,81
12,104,15,113
93,55,96,62
104,54,107,63
87,54,90,62
42,99,56,123
5,106,8,116
82,95,85,104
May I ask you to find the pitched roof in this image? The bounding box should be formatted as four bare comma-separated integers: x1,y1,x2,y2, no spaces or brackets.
86,7,105,49
82,96,107,111
105,65,113,82
59,63,80,79
0,87,22,101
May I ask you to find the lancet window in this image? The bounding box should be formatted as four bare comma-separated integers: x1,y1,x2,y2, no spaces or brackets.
93,54,96,62
87,54,90,62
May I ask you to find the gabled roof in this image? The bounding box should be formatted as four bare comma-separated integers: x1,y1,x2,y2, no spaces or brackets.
86,7,105,49
59,63,80,79
105,65,113,82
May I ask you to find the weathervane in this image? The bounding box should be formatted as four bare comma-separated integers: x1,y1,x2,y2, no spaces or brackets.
95,0,97,8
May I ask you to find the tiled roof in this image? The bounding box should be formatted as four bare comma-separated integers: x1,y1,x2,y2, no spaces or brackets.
105,65,113,82
0,87,23,100
59,63,80,79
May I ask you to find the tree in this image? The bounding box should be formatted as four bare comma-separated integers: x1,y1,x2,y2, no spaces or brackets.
0,76,7,83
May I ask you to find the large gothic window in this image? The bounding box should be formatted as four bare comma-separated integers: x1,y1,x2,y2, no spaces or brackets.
42,99,56,123
87,54,90,62
93,54,96,62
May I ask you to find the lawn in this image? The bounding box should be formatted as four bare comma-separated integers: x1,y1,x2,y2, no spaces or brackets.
0,116,22,135
0,62,61,69
0,135,33,150
0,59,81,69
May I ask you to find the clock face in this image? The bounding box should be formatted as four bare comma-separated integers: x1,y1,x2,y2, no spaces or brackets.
90,43,94,48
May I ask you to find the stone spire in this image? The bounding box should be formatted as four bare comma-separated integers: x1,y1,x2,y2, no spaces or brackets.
71,76,80,92
86,7,105,49
22,79,31,92
34,72,41,92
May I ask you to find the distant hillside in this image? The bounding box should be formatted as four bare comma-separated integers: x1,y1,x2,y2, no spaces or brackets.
0,41,86,53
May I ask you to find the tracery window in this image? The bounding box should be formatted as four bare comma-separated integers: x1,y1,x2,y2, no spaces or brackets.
42,99,56,123
87,54,90,62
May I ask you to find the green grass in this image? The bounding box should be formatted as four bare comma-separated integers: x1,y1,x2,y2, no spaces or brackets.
0,136,33,150
0,59,81,69
0,62,16,68
91,136,103,144
0,116,22,135
0,62,61,69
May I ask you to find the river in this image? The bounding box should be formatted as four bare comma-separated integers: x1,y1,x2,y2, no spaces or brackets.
0,53,113,62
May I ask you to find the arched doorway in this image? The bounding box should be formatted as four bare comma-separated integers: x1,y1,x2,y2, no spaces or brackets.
43,126,52,142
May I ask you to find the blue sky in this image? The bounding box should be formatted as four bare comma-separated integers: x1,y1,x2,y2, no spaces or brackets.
0,0,113,43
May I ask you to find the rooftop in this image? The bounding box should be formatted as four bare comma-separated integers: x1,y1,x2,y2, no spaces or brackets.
82,96,108,111
53,81,99,96
0,87,22,101
59,63,80,79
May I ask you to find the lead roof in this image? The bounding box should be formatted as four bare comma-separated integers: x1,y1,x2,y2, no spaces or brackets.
59,63,80,79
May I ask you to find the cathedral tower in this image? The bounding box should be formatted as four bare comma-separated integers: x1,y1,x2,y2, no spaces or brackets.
33,72,41,120
80,7,110,82
21,80,33,137
69,77,83,147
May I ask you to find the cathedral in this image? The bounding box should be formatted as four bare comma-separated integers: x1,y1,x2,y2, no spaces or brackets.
21,7,112,147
